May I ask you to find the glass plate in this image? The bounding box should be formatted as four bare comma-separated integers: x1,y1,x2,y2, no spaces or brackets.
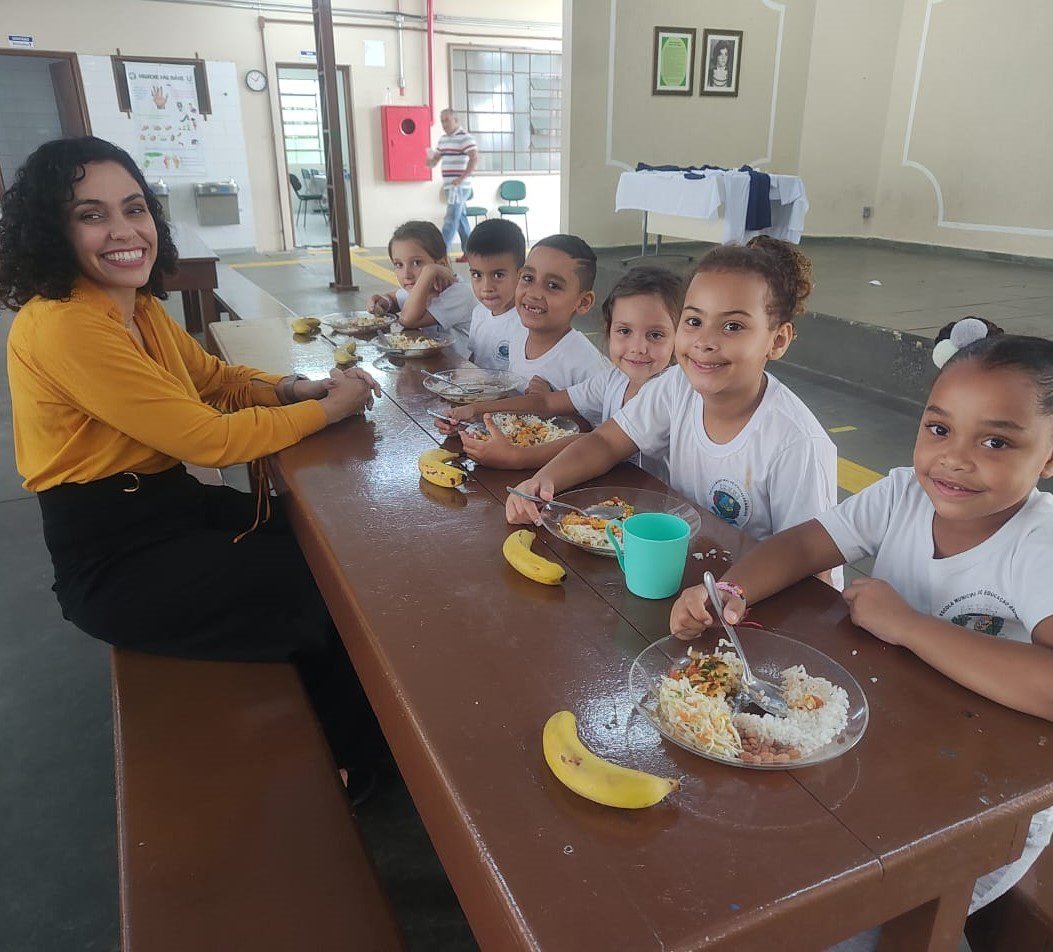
463,413,580,443
540,486,703,558
629,631,869,770
422,368,526,405
375,330,455,357
321,311,391,336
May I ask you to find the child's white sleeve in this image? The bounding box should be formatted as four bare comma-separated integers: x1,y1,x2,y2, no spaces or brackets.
1010,530,1053,636
766,437,839,535
612,373,671,454
815,473,898,563
566,369,612,428
428,280,477,332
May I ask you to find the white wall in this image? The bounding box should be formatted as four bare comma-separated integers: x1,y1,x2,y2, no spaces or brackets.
79,57,257,250
2,0,562,252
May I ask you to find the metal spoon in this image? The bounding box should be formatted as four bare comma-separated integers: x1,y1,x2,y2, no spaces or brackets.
703,571,790,719
505,487,626,520
422,371,483,395
426,408,468,428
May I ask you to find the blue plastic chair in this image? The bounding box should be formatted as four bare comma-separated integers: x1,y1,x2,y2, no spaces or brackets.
497,180,529,241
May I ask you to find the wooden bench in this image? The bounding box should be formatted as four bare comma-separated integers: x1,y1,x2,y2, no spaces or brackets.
111,649,403,952
966,844,1053,951
214,264,297,322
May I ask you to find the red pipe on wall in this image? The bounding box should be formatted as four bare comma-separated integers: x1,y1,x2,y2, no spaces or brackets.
427,0,434,123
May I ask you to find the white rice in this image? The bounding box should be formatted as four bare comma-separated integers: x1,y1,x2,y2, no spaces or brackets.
732,666,849,756
559,522,619,549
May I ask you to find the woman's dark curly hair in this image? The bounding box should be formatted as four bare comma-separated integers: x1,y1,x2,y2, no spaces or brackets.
0,136,178,310
693,234,814,326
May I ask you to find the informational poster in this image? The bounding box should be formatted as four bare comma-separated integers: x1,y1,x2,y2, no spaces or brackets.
126,62,204,175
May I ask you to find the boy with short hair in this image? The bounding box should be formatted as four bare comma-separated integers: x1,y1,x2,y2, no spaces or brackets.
509,234,610,391
464,219,526,372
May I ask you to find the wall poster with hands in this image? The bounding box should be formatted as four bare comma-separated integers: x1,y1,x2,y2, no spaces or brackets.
125,62,205,175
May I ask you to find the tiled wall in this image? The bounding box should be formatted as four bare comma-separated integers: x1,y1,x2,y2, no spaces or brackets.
0,57,65,187
79,56,257,251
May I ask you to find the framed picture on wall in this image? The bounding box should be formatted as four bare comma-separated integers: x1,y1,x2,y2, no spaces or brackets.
700,29,743,96
652,26,696,96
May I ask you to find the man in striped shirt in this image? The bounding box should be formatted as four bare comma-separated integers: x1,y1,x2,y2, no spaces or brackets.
427,108,479,261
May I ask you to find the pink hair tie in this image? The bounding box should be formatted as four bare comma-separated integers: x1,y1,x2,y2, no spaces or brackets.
715,580,746,614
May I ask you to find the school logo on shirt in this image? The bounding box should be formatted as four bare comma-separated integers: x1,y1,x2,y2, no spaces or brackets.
709,478,751,528
497,340,510,361
951,613,1005,637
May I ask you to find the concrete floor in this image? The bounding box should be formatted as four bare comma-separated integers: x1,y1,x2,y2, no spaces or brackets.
4,236,1044,949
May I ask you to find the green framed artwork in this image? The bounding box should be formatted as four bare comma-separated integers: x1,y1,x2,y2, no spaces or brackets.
652,26,696,96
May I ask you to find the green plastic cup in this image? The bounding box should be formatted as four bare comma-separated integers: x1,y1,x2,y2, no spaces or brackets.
605,512,690,600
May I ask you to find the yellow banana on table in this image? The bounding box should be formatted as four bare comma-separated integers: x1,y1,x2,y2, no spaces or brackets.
502,530,565,586
418,447,466,488
543,710,679,809
290,317,321,335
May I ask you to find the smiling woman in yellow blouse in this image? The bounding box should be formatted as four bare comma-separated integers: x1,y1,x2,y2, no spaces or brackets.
1,137,383,796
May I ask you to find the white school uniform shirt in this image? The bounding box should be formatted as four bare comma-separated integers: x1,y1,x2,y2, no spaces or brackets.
395,278,476,335
613,368,838,541
817,466,1053,914
507,323,611,392
467,303,518,372
566,366,670,483
817,467,1053,643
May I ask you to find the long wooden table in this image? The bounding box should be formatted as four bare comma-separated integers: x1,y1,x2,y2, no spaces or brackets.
165,223,219,336
210,317,1053,951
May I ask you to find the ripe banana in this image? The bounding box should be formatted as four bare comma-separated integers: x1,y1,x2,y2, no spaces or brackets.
502,530,566,586
333,346,358,367
291,317,321,335
543,711,680,809
418,447,466,488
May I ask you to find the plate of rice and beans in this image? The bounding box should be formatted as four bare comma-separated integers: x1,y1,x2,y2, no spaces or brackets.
463,413,579,446
629,629,868,768
540,486,703,557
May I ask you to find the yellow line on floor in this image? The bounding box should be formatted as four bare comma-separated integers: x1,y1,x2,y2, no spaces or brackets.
229,258,316,269
829,425,857,433
838,457,883,495
349,253,398,285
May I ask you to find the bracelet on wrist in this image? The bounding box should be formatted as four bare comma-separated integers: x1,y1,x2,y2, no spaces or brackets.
715,580,746,605
279,374,308,405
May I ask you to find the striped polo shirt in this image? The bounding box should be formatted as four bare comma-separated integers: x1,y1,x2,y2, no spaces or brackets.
437,125,478,186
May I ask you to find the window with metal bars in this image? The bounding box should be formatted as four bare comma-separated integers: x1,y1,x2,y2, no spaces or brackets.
449,47,561,174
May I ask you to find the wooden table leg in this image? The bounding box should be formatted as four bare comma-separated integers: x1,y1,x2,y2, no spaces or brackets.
200,289,219,331
182,290,203,335
877,879,974,951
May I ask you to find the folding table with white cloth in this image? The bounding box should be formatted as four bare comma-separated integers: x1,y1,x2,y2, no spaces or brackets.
614,167,809,260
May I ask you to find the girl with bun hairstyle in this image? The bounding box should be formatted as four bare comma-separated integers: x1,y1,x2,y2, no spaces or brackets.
671,318,1053,932
507,236,838,547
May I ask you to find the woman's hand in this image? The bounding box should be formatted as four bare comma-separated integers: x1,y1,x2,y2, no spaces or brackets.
292,377,334,402
505,474,553,525
525,375,553,396
321,368,382,423
669,584,746,640
461,415,520,468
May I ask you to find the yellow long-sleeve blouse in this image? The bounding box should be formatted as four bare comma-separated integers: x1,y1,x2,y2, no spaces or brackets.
7,279,327,491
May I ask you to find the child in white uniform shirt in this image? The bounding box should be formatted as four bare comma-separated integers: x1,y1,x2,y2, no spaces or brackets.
368,220,476,338
670,325,1053,945
504,235,610,393
463,219,526,371
507,237,836,547
437,267,683,473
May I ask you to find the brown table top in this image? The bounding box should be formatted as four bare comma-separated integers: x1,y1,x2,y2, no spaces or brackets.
210,317,1053,951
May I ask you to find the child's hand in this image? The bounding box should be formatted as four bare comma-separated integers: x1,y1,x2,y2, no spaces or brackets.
425,264,456,295
842,578,918,645
461,414,520,468
669,583,746,639
506,474,552,525
525,375,553,396
367,294,392,315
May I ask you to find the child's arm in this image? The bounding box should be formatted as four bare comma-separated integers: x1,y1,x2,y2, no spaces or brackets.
669,519,844,636
462,421,582,470
843,580,1053,722
437,389,576,433
398,265,456,328
505,419,638,524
